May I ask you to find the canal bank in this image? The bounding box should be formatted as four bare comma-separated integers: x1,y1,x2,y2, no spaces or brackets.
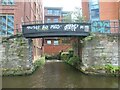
1,33,120,76
2,62,118,88
62,33,120,77
81,33,120,77
2,56,45,76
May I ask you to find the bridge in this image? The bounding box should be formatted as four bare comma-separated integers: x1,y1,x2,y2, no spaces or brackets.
22,23,91,38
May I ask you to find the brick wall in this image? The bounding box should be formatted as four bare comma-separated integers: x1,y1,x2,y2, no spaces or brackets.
81,0,90,21
99,2,119,20
43,45,71,55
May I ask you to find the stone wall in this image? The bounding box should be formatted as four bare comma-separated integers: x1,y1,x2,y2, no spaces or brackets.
82,34,119,67
1,37,34,75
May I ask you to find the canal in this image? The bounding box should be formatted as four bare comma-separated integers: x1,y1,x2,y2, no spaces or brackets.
2,61,118,88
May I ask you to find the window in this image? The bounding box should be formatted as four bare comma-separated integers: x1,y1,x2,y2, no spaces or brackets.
1,0,15,5
91,9,99,19
0,15,14,35
91,4,99,9
53,18,59,23
47,40,51,45
47,10,52,15
47,9,61,16
62,38,70,44
53,10,60,15
91,0,98,5
47,18,51,23
53,40,59,45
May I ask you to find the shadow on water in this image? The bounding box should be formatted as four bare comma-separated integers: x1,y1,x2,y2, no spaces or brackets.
2,62,119,88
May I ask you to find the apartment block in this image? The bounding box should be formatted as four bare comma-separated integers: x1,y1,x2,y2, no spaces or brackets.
82,0,120,21
44,7,62,23
82,0,120,33
0,0,44,60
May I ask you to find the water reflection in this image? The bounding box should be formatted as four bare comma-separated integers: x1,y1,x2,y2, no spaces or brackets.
2,62,118,88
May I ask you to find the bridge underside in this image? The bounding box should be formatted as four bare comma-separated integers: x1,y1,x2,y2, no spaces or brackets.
23,32,89,38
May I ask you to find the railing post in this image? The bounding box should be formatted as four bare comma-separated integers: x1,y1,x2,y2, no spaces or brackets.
28,38,33,66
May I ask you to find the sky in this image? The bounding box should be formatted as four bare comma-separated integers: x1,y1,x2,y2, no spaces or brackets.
43,0,82,11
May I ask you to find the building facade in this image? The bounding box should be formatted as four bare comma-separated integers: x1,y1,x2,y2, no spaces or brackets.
82,0,120,33
82,0,120,21
44,7,62,23
0,0,44,60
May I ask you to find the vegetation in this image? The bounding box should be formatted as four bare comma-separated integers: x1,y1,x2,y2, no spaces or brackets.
61,49,81,68
61,52,69,61
33,56,45,69
63,7,87,23
45,54,61,60
68,55,80,66
2,56,45,76
105,64,120,75
72,7,87,23
62,12,73,23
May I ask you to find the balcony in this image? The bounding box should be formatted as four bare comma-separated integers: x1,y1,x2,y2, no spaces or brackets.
45,13,61,17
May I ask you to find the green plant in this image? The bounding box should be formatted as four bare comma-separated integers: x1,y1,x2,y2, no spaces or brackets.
68,49,74,58
2,37,8,43
61,52,69,61
105,64,120,74
33,57,45,68
68,55,80,66
84,35,94,41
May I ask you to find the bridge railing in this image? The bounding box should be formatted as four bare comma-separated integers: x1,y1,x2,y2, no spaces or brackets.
22,20,43,25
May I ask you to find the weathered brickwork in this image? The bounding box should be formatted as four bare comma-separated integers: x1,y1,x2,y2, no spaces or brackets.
82,34,119,67
1,37,32,72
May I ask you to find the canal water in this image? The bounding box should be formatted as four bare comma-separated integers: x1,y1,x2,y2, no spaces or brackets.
2,61,119,88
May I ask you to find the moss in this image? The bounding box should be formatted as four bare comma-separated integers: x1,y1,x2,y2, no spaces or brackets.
2,57,46,76
68,55,80,66
104,64,120,74
2,67,33,76
33,56,45,69
2,37,8,43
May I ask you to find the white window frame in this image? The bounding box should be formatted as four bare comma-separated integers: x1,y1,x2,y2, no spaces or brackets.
0,14,14,36
47,40,51,45
53,40,59,45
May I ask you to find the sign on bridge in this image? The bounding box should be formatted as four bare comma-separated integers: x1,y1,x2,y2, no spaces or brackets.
22,23,91,38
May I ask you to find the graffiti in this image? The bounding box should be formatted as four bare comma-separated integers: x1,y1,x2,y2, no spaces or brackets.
50,25,61,30
64,24,79,31
91,21,110,33
26,24,84,32
27,25,41,30
42,25,48,30
23,23,91,36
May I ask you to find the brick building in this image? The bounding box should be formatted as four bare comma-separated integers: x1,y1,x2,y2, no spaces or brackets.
44,7,62,23
82,0,120,33
0,0,44,60
82,0,120,21
43,7,71,56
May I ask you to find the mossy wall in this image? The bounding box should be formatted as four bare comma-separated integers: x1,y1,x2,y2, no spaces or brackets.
82,34,119,67
1,37,33,75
